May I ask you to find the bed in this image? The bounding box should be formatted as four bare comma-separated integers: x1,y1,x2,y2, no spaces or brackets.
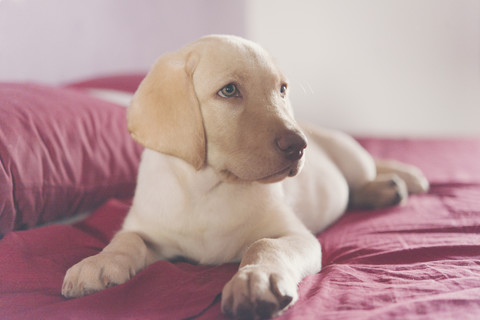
1,76,479,320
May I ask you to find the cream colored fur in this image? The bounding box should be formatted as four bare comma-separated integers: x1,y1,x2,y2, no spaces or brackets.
62,35,428,319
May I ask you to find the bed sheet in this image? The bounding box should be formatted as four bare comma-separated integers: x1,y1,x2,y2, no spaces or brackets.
1,138,480,320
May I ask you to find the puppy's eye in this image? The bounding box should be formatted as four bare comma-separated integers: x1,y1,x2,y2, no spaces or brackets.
218,84,240,98
280,84,287,95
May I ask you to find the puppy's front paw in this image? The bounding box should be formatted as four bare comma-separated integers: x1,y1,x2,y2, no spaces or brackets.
221,265,297,319
62,252,136,298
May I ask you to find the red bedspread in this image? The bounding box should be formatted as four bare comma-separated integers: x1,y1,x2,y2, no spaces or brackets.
1,138,480,320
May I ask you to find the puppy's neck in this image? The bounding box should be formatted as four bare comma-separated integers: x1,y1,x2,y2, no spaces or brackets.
164,153,223,195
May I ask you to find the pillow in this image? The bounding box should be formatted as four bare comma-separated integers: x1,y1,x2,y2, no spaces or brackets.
0,82,143,235
66,74,146,93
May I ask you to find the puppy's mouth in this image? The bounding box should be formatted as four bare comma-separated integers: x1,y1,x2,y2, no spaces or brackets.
257,166,296,183
220,161,301,184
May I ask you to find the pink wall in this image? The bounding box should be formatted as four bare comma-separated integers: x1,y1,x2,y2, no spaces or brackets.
0,0,246,84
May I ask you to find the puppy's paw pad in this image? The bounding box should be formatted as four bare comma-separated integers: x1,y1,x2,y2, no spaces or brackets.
374,174,408,207
255,300,277,319
351,174,408,209
221,266,297,319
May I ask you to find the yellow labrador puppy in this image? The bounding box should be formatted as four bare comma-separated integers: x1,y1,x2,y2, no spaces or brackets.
62,35,428,319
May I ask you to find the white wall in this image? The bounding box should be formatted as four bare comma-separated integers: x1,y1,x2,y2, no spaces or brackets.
246,0,480,137
1,0,479,137
0,0,245,84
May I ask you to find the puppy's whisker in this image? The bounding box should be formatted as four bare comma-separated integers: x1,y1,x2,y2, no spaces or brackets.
298,81,308,95
305,82,315,95
291,80,314,96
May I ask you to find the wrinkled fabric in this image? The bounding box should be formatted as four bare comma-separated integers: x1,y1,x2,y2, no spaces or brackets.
0,83,143,235
1,138,480,319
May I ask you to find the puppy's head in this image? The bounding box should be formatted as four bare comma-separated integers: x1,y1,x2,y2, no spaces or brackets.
128,35,306,183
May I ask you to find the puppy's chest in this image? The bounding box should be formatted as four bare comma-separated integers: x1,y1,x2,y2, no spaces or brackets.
144,182,281,264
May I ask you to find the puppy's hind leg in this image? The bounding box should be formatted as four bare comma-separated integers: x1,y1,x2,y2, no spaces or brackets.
304,126,428,210
304,128,407,210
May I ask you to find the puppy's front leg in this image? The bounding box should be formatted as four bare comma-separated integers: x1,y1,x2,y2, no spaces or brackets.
62,231,156,298
222,232,321,319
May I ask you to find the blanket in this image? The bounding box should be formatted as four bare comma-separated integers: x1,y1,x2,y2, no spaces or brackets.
1,138,480,319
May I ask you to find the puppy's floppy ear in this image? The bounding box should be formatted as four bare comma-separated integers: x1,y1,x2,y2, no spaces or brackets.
127,51,205,170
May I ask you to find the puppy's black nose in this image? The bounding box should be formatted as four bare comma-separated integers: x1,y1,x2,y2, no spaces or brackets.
275,131,307,161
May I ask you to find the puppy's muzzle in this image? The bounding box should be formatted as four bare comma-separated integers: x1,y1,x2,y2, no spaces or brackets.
275,131,307,161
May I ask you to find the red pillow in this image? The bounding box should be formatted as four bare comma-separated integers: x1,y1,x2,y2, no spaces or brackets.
66,74,146,93
0,83,143,235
